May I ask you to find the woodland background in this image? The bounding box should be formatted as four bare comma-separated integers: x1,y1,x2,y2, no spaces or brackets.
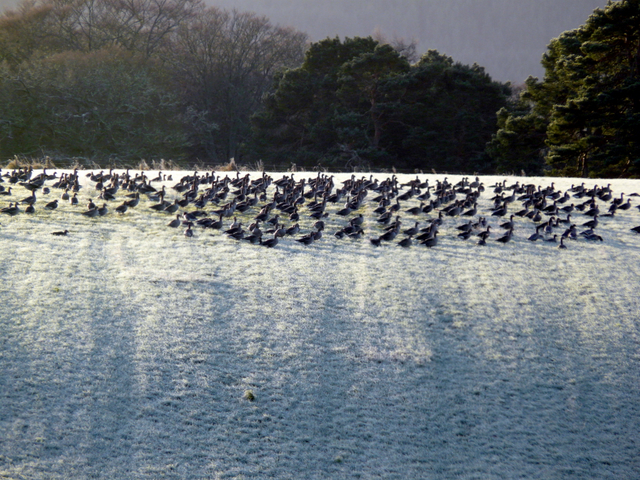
0,0,637,177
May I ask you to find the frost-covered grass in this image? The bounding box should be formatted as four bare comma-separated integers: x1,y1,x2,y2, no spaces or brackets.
1,171,640,479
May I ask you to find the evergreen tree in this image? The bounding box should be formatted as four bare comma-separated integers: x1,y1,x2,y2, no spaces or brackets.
486,79,548,175
488,0,640,178
251,39,509,171
383,51,509,172
251,37,387,169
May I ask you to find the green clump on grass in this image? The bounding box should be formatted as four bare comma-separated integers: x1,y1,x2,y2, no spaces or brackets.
243,390,255,402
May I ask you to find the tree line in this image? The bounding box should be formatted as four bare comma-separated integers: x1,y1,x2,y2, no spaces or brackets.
0,0,307,164
1,0,638,177
488,0,640,178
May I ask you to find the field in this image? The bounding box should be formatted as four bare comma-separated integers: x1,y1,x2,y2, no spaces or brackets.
1,170,640,479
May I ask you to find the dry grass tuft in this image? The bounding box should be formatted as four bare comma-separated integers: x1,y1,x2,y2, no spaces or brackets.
5,155,56,169
216,158,238,172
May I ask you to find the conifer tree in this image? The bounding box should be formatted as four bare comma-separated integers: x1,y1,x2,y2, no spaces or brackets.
489,0,640,178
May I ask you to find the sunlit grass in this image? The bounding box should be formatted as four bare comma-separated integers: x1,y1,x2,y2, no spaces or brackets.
1,170,639,478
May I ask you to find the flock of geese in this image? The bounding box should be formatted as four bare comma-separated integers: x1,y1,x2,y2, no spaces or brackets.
2,167,640,249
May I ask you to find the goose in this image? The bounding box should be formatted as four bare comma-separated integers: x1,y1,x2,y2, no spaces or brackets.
389,198,402,212
499,215,515,230
618,199,632,210
528,225,543,241
403,222,420,236
273,224,287,238
167,214,181,228
115,202,128,214
207,214,224,230
583,232,603,242
377,210,393,224
261,234,279,248
456,220,473,232
491,204,507,217
82,207,99,218
349,214,364,226
379,228,398,242
266,214,280,225
405,203,424,215
20,192,36,205
44,199,58,210
1,203,19,216
419,231,438,248
99,188,116,201
514,204,529,217
163,200,179,213
228,217,241,229
445,203,462,217
347,228,364,239
461,203,477,216
562,225,577,239
495,228,513,244
582,215,598,229
244,231,263,244
584,205,600,217
296,234,315,245
285,223,300,236
228,229,245,240
543,217,556,235
397,236,413,247
336,205,352,216
125,193,140,208
309,209,328,220
225,223,243,236
457,230,473,240
430,211,444,227
560,203,574,213
556,192,570,204
150,200,170,211
557,214,572,225
531,210,542,223
421,201,434,214
477,226,491,241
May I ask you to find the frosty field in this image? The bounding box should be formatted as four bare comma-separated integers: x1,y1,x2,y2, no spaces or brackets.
1,171,640,479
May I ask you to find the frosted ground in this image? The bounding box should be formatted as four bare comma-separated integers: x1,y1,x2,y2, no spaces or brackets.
1,170,639,479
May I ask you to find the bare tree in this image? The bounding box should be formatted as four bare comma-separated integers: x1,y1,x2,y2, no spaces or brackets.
169,7,307,161
372,27,418,63
1,0,202,58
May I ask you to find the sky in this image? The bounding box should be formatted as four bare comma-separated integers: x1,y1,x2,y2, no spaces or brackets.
0,0,609,82
208,0,609,83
